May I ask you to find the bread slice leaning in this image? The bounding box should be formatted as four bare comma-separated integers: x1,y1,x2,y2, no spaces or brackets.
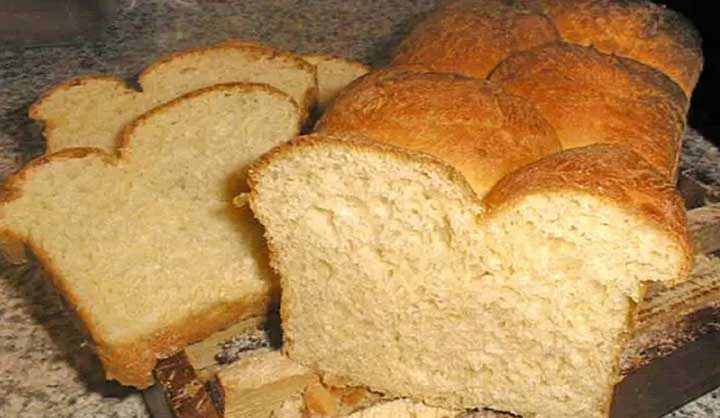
248,133,691,418
0,83,302,388
302,55,370,113
30,40,316,154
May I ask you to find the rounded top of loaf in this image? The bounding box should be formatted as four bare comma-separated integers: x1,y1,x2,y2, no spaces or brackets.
539,0,703,95
315,66,561,197
392,0,559,78
489,42,688,180
482,143,692,281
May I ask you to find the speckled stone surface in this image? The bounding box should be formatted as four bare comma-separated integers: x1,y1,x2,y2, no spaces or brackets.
0,1,719,417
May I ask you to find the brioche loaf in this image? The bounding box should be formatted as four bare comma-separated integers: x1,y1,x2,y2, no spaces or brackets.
0,83,302,387
392,0,702,95
248,133,691,418
488,42,688,179
392,0,559,79
30,40,316,154
302,55,370,112
315,66,560,197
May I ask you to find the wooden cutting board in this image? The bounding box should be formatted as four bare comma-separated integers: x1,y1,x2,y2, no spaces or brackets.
143,173,720,418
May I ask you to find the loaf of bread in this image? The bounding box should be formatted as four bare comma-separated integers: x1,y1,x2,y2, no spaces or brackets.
315,66,560,197
488,42,688,179
248,133,691,418
30,40,317,154
302,55,370,112
0,83,302,387
393,0,702,95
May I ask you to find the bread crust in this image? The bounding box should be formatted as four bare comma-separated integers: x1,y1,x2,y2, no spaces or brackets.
392,0,559,78
489,42,688,180
482,144,693,284
2,83,298,388
538,0,703,95
315,66,560,196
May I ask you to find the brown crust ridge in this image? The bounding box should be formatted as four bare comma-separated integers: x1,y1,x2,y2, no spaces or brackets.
2,83,297,388
538,0,704,96
315,66,561,197
391,0,560,78
489,42,688,180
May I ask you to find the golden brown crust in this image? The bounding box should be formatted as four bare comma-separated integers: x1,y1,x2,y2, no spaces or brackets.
482,144,693,284
138,40,318,120
392,0,559,78
315,66,560,196
539,0,704,96
489,42,688,180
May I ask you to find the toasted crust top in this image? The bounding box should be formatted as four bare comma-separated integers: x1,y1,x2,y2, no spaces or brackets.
539,0,703,95
489,42,688,180
483,144,692,280
392,0,559,78
315,66,560,197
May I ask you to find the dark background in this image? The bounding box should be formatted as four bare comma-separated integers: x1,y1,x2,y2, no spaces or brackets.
656,0,720,146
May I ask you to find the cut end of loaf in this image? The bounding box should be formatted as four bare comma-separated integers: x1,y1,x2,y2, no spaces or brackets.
248,135,690,418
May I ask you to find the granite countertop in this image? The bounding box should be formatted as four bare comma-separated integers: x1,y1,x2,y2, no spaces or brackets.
0,1,718,417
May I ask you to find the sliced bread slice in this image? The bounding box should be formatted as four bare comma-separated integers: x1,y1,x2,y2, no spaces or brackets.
302,55,370,112
0,83,302,388
30,40,316,154
248,134,691,418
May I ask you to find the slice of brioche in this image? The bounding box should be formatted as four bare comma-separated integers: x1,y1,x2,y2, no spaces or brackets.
489,42,688,179
302,55,370,112
0,83,302,388
392,0,559,79
315,66,560,197
539,0,703,95
30,40,316,154
248,134,691,418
